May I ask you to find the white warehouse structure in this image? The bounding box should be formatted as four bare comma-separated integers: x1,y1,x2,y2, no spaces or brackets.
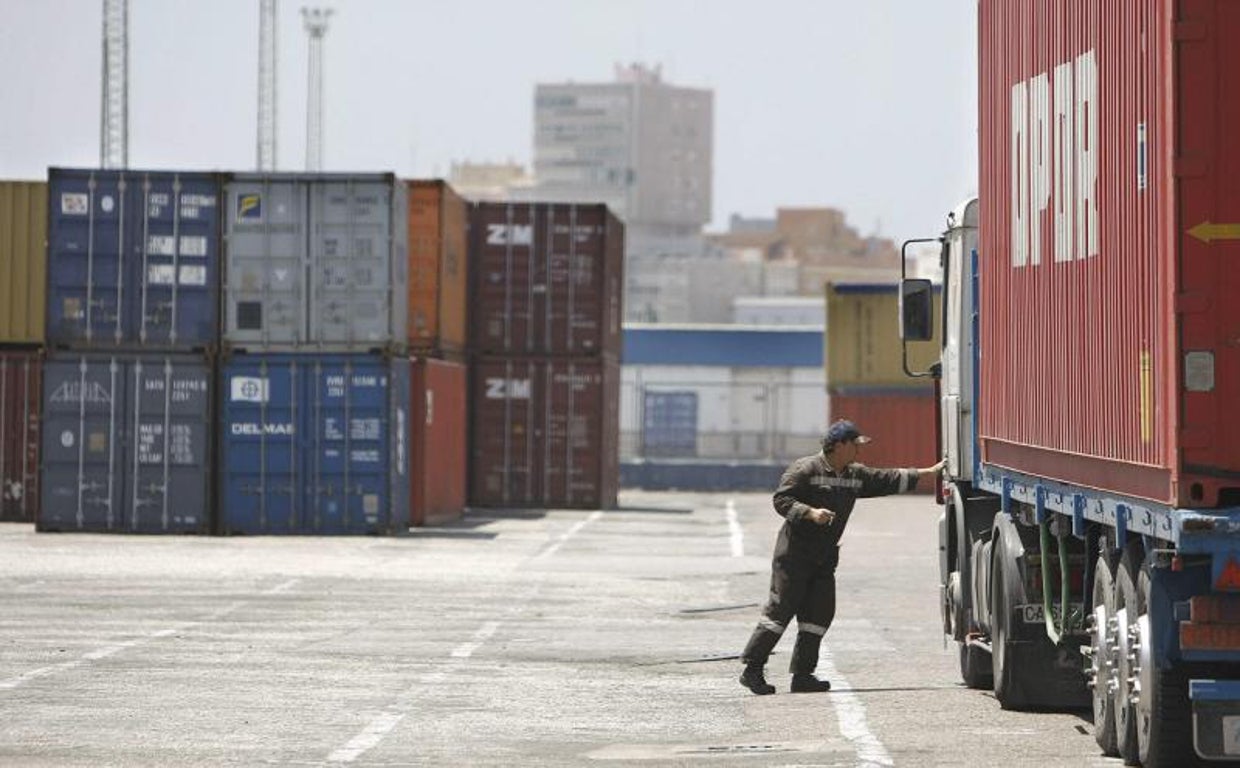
621,324,826,490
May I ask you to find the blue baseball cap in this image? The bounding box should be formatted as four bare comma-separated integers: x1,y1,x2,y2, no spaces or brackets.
822,419,871,448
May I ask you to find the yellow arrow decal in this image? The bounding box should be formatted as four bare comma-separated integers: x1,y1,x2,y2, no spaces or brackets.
1188,221,1240,243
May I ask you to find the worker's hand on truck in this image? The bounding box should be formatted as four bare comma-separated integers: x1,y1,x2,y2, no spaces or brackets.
919,459,947,475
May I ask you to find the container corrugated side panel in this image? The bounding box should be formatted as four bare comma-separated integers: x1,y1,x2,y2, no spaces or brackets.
540,357,613,509
0,182,47,344
38,352,211,532
0,350,40,521
827,386,938,492
469,203,615,357
470,357,539,507
410,357,466,526
407,181,469,355
976,0,1187,504
46,169,221,350
220,353,406,534
825,284,941,389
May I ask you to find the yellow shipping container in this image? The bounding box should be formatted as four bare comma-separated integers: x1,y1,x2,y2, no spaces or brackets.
0,182,47,344
825,282,941,389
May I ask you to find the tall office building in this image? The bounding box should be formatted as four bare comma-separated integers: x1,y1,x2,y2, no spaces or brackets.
533,63,713,261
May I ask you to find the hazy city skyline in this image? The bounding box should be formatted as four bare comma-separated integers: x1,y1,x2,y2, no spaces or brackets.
0,0,977,239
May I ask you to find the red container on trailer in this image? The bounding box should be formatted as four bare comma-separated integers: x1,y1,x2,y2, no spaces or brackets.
828,386,937,493
469,203,624,358
0,349,40,522
469,355,619,509
410,356,467,526
978,0,1240,508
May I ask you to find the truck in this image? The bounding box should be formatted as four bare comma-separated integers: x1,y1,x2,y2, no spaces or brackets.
899,2,1240,766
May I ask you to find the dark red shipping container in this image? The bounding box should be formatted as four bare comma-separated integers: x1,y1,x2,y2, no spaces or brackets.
828,387,937,493
410,356,467,526
0,350,40,521
470,356,619,509
469,203,624,358
978,0,1240,507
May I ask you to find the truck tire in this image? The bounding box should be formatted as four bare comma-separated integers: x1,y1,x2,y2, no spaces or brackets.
959,640,993,689
1135,560,1196,768
1090,552,1119,756
990,531,1028,710
1113,542,1143,765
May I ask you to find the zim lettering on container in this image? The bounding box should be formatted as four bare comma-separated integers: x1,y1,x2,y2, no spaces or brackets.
219,354,410,535
47,168,223,349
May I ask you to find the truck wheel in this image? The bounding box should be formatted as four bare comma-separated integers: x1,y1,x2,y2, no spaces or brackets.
1135,562,1196,768
990,532,1028,710
1113,542,1143,765
1090,552,1119,756
959,640,993,689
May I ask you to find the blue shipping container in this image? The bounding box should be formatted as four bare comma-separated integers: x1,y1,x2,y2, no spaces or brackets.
219,354,410,535
47,168,221,349
642,391,698,457
39,353,214,534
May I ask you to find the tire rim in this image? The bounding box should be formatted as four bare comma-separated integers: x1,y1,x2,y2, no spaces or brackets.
1113,606,1133,735
1090,604,1111,717
1134,611,1154,757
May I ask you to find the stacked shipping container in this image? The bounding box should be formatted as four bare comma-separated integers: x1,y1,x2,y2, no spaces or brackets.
217,173,411,534
825,283,942,490
468,202,623,509
0,181,46,521
39,169,222,532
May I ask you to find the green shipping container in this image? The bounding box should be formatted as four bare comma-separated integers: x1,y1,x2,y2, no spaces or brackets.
0,181,47,344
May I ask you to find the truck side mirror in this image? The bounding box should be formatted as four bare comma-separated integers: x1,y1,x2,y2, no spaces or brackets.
900,278,934,342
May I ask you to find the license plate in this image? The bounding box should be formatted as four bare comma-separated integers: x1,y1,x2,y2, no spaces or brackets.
1017,603,1083,624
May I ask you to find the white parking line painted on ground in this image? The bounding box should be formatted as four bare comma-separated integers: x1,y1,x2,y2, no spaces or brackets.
327,711,407,763
0,621,193,690
533,510,603,561
726,499,744,557
451,621,500,658
263,578,300,595
817,647,894,768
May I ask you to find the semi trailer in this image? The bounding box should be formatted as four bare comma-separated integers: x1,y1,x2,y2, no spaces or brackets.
899,1,1240,765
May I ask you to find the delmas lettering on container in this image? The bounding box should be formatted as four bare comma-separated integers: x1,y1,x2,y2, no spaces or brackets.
230,422,294,436
1010,48,1101,268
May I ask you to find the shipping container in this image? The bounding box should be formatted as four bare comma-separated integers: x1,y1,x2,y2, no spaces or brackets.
407,181,468,355
825,283,941,389
470,356,619,509
39,353,213,533
978,0,1240,507
222,174,408,352
469,203,624,357
827,386,937,492
46,169,221,350
0,350,40,521
219,353,409,534
0,182,48,344
410,356,466,526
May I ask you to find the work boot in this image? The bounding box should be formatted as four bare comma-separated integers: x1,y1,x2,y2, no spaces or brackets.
739,665,776,695
790,673,832,693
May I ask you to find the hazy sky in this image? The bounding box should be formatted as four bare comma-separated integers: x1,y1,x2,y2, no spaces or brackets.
0,0,977,239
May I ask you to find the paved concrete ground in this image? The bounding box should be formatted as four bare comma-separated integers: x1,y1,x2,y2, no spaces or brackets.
0,491,1120,766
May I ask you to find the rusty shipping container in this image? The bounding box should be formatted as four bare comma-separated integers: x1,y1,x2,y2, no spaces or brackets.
0,182,47,344
827,386,937,493
978,0,1240,507
825,283,940,389
407,181,468,355
0,350,40,521
469,203,624,358
470,356,619,509
410,356,466,526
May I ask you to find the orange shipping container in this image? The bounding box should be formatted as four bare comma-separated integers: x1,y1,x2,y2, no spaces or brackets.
407,180,468,355
827,386,938,492
410,356,467,526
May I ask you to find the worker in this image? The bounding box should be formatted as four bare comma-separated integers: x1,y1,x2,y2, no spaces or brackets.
739,418,945,694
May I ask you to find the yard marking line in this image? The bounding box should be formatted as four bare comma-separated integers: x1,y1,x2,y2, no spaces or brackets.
327,711,407,763
451,621,500,658
534,510,603,561
0,620,194,690
0,661,83,690
726,498,744,557
263,578,300,595
818,647,894,767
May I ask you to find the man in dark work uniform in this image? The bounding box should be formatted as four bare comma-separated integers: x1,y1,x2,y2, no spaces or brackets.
739,419,945,695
